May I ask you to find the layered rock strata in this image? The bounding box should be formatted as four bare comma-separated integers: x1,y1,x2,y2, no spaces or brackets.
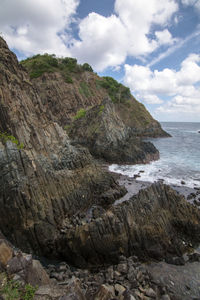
58,183,200,265
68,98,160,164
0,37,125,256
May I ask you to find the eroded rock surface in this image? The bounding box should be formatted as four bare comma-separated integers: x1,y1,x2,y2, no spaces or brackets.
68,98,161,164
59,183,200,265
0,37,125,257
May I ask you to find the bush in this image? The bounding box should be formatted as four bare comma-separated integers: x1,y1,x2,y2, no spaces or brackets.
99,105,104,114
82,63,93,72
0,279,37,300
73,108,86,120
79,82,91,98
21,54,58,78
61,57,77,72
21,54,94,80
97,76,131,103
0,131,24,149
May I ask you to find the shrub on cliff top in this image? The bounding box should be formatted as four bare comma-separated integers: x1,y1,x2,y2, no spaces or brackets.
97,76,131,103
82,63,93,72
21,54,93,79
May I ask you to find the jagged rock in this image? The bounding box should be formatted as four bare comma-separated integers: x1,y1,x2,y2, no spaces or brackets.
115,283,126,296
93,284,115,300
0,240,13,269
61,183,200,264
60,278,86,300
27,260,51,286
0,37,125,258
68,98,164,164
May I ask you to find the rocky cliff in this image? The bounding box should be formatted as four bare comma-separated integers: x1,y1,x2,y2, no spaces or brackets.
1,37,200,300
67,98,160,164
0,37,125,257
1,36,200,268
21,53,169,138
20,53,169,164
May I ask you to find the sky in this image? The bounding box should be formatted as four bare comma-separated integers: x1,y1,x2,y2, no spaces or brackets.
0,0,200,122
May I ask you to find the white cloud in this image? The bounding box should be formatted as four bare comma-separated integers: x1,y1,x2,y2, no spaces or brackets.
0,0,79,56
124,54,200,117
71,13,128,71
155,29,176,45
0,0,178,71
147,26,200,67
70,0,178,71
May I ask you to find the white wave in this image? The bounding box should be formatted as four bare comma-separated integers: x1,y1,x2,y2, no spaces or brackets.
109,162,199,189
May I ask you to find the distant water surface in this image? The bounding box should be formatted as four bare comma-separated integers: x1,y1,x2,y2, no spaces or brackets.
109,122,200,188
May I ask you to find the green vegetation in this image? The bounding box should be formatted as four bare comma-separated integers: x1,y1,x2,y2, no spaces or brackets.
82,63,93,72
20,54,93,80
79,82,92,98
73,108,86,120
0,131,24,149
64,124,72,131
23,284,37,300
97,76,131,103
0,279,37,300
99,105,104,114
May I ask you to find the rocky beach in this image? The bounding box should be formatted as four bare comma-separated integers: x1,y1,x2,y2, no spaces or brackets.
0,36,200,299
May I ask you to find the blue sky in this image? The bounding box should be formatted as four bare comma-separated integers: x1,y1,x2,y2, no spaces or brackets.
1,0,200,122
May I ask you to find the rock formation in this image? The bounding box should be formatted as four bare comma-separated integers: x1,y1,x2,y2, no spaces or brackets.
0,37,125,257
58,183,200,266
68,97,160,164
21,54,169,164
1,37,200,299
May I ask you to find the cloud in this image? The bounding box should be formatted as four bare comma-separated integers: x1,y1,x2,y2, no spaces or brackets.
124,54,200,113
70,0,178,71
155,29,176,45
0,0,179,71
147,26,200,67
71,13,128,71
0,0,79,56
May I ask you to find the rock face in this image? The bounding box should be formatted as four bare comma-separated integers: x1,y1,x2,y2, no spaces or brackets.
0,37,125,256
59,183,200,265
21,50,169,165
31,70,107,126
68,98,160,164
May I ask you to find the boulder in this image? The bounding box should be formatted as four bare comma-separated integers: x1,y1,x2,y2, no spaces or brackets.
93,284,115,300
0,240,13,269
27,260,51,286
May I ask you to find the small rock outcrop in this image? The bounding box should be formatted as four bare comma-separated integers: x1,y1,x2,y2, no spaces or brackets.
68,98,161,164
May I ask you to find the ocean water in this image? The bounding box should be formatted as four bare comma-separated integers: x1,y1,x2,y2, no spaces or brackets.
109,122,200,188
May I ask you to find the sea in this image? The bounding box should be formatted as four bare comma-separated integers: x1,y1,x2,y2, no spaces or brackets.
109,122,200,189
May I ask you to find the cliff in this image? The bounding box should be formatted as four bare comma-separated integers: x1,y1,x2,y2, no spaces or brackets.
0,37,125,256
68,97,160,164
1,37,200,300
20,52,169,164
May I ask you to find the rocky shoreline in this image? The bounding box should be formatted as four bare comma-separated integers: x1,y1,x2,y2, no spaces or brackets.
39,174,200,300
114,172,200,207
1,36,200,300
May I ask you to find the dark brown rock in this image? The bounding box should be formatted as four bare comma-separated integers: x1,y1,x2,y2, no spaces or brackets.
0,37,125,257
68,98,161,164
60,183,200,264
